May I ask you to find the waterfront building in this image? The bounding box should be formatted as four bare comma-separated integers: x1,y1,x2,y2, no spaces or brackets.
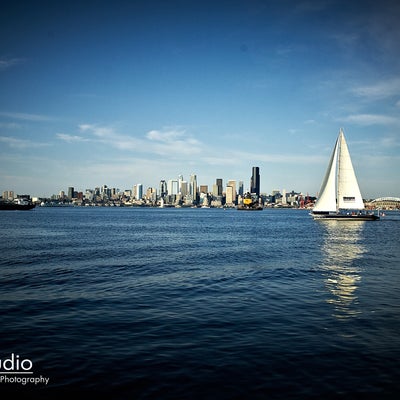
190,174,198,203
68,186,74,200
2,191,14,200
199,185,208,194
180,181,188,197
282,189,287,205
369,197,400,210
168,179,179,196
145,187,157,202
136,184,143,200
250,167,260,197
227,180,237,204
178,174,184,194
213,179,223,197
238,181,244,197
159,180,167,198
225,186,234,206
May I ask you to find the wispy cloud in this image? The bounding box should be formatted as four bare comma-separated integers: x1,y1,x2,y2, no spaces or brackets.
380,136,400,148
340,113,399,126
0,57,25,71
351,78,400,101
0,135,50,149
0,122,22,129
146,128,202,156
146,129,186,142
79,124,116,138
72,124,204,156
0,111,53,122
56,133,90,143
78,123,142,150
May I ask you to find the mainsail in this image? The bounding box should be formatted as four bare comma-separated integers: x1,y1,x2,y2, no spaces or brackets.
337,131,365,210
313,129,365,213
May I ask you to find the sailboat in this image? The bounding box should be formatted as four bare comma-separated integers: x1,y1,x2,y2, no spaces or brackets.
311,129,379,220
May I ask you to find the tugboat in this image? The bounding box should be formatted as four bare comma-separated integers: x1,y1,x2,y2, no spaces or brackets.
0,198,36,210
237,192,263,211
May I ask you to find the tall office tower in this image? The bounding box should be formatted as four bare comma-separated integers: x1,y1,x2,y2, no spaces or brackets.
199,185,208,194
238,181,244,197
146,187,156,201
190,174,198,202
178,174,184,194
68,186,74,199
282,189,287,205
225,186,234,205
159,180,168,198
250,167,260,197
180,181,188,196
227,180,237,203
136,184,143,200
168,179,179,195
212,184,219,197
216,178,223,196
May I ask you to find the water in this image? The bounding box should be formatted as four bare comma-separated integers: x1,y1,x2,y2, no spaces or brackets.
1,207,399,399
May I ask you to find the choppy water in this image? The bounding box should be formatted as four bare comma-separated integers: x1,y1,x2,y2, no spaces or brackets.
1,207,399,399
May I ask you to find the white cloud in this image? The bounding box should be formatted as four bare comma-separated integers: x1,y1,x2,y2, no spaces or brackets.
0,57,25,71
146,128,203,156
0,122,22,129
0,135,50,149
146,129,186,142
340,114,399,126
56,133,90,143
78,124,116,138
74,124,204,156
380,136,400,148
351,78,400,101
0,111,53,121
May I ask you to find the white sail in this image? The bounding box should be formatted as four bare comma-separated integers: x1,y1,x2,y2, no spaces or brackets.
313,135,339,213
337,130,365,210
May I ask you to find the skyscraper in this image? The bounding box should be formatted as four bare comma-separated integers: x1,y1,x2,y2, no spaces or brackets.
178,174,184,194
167,179,179,195
215,178,223,196
225,186,234,205
227,180,237,203
190,174,198,203
136,183,143,200
238,181,244,197
250,167,260,197
159,180,167,198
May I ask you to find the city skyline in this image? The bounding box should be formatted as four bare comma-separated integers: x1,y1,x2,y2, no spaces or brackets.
1,1,400,199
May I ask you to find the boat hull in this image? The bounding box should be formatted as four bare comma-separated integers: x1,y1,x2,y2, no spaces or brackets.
0,203,36,210
237,206,263,211
312,213,379,221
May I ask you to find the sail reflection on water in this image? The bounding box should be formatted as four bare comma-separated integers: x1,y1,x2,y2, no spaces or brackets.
318,220,366,319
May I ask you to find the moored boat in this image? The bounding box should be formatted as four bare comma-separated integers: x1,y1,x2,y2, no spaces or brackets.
0,198,36,210
237,192,263,211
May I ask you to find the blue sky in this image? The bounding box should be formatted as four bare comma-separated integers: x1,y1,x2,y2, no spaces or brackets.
1,0,399,198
